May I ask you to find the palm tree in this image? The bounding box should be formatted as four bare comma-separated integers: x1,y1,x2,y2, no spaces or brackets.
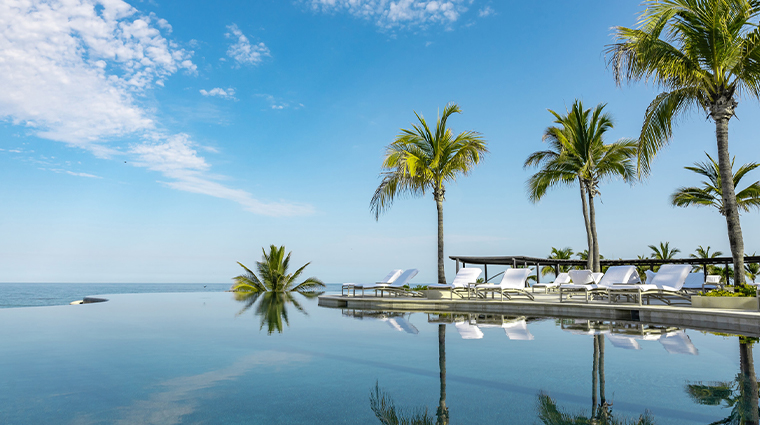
690,245,724,275
231,244,325,293
370,104,487,284
525,100,636,272
576,250,606,271
607,0,760,284
745,256,759,283
672,154,760,216
234,291,318,334
649,242,681,272
542,247,574,277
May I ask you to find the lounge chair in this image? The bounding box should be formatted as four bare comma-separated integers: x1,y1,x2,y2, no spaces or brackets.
428,267,483,299
381,316,420,335
559,266,640,303
474,268,534,301
363,269,420,297
502,318,534,340
658,330,698,355
681,272,721,293
455,320,484,339
606,334,642,350
532,272,570,294
607,264,692,305
341,269,402,296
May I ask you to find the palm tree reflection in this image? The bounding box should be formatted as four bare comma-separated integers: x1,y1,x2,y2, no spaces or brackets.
235,291,319,334
369,324,448,425
686,337,759,424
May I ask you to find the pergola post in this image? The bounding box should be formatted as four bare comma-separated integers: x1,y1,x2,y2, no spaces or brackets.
536,263,540,284
484,264,488,283
456,259,460,273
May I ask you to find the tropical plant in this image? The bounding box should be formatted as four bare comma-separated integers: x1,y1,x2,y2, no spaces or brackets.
576,250,606,271
234,291,318,334
686,338,759,424
231,245,325,293
649,242,680,271
542,247,575,276
525,100,636,272
746,255,759,283
370,383,435,425
636,254,652,283
690,245,724,275
370,103,488,284
607,0,760,284
672,153,760,216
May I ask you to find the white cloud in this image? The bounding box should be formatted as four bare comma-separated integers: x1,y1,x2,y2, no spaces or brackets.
130,134,314,216
0,0,312,217
478,6,494,17
199,87,236,99
306,0,470,28
225,24,270,66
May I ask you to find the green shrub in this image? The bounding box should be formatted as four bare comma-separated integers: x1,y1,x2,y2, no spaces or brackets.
704,284,757,297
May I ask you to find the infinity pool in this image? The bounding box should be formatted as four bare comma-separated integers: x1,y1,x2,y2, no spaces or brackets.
0,291,756,424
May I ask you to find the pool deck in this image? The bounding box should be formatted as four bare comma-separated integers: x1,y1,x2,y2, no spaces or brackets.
318,292,760,337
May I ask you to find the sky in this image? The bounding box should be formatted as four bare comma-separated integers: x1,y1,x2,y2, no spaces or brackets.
0,0,758,284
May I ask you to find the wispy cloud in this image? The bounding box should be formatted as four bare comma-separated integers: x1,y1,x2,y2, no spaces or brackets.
199,87,237,100
305,0,471,29
225,24,271,66
0,1,311,216
478,5,494,17
255,94,303,110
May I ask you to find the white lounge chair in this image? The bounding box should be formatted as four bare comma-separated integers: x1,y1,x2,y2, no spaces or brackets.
532,272,570,294
502,319,534,340
428,267,482,299
455,320,484,339
681,272,721,293
658,330,698,355
381,316,420,335
342,269,402,296
606,334,642,350
361,269,420,297
559,266,640,303
608,264,692,305
475,268,534,301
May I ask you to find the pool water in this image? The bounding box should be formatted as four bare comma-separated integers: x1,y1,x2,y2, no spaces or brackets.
0,291,757,424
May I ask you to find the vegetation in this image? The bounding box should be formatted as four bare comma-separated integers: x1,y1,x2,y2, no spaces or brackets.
690,246,724,275
370,383,435,425
671,153,760,215
231,245,325,293
704,284,757,298
648,242,680,272
542,247,574,276
525,100,636,273
231,245,324,334
370,103,488,284
746,257,760,283
607,0,760,284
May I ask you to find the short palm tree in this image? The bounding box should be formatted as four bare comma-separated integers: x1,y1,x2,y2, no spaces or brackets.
541,247,574,276
370,103,488,284
672,153,760,216
745,255,759,283
231,245,325,293
690,245,724,275
649,242,681,272
607,0,760,284
525,100,636,273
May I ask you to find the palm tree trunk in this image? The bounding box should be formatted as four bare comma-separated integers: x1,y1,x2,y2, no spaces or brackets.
712,100,746,285
592,335,599,419
435,189,446,285
580,182,594,271
739,340,759,425
598,335,606,408
588,190,601,273
436,324,449,425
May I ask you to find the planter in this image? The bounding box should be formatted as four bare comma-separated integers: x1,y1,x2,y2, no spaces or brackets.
691,295,759,311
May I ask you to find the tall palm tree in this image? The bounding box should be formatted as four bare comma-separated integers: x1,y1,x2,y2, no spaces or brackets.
672,154,760,215
370,104,487,284
607,0,760,284
231,245,325,293
691,245,724,275
542,247,575,276
649,242,681,272
525,100,636,272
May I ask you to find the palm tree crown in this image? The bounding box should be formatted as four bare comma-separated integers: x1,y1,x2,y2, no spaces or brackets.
606,0,760,283
649,242,681,262
525,100,636,272
231,245,325,293
690,245,724,275
370,103,487,284
541,247,574,276
671,153,760,215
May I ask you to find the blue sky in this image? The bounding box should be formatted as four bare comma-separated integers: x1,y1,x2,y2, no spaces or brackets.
0,0,758,284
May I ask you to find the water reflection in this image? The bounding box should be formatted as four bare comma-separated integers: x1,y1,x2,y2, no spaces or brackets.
343,309,419,334
686,337,760,424
235,291,319,334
